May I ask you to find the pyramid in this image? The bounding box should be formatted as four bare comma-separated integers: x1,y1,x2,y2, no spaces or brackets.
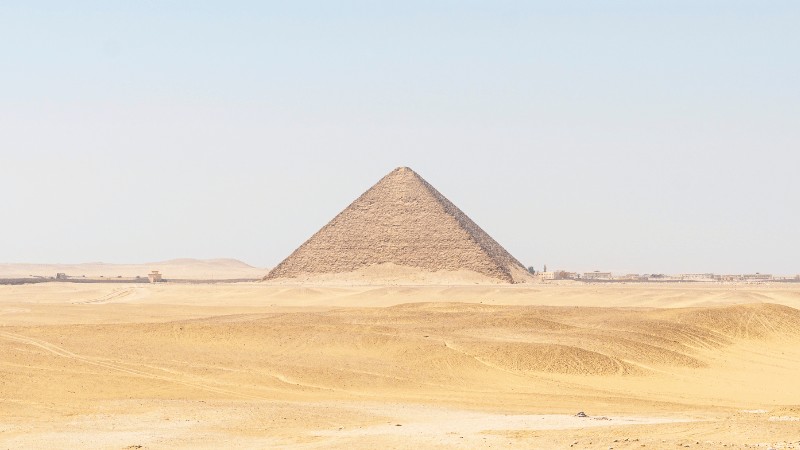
265,167,532,283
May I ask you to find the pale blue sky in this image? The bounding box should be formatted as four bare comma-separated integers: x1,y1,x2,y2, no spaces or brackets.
1,1,798,274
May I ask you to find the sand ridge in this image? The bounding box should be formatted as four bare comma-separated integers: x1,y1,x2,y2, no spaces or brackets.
0,258,265,280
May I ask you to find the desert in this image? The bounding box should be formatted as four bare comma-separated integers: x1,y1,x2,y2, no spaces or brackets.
2,167,799,449
2,278,800,448
5,3,798,447
0,258,265,282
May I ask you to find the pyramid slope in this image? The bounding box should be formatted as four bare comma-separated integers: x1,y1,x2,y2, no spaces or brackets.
265,167,532,283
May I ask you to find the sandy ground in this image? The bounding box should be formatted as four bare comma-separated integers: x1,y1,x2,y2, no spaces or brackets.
2,281,800,448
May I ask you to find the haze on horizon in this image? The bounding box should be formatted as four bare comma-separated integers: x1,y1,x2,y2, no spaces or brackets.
1,1,798,275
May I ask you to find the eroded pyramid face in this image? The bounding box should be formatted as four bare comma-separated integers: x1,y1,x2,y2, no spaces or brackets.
265,167,531,283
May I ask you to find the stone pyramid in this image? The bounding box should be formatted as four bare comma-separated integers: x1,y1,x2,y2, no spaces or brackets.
265,167,532,283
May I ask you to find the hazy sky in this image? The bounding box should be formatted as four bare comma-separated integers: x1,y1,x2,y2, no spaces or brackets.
2,1,798,274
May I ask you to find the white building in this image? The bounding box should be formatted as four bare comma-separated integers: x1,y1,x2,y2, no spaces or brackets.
147,271,163,283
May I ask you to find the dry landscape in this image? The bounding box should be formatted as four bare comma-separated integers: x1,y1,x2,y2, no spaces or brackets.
6,0,799,447
2,276,800,449
0,259,265,281
2,169,799,449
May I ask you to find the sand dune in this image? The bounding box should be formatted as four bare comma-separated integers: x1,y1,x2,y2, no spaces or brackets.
263,262,513,285
1,282,800,448
0,258,265,280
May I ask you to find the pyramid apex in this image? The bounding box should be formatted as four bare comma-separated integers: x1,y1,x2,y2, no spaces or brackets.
383,166,418,179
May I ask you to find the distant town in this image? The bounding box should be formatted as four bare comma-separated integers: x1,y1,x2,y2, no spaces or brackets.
531,268,800,283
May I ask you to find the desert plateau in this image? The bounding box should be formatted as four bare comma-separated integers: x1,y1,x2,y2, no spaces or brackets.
2,278,800,449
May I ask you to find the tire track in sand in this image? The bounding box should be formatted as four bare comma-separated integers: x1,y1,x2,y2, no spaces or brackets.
72,287,135,305
0,331,333,398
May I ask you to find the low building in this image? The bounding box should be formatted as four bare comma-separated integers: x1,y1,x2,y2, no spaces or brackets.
742,273,772,281
617,274,642,281
714,274,740,282
583,271,612,280
147,271,163,283
678,273,715,281
554,271,580,280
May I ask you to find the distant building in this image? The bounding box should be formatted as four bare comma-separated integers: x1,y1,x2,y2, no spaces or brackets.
742,273,772,281
617,274,642,281
554,271,580,280
678,273,715,281
583,271,612,280
714,274,739,282
147,271,163,283
538,271,555,280
55,273,67,280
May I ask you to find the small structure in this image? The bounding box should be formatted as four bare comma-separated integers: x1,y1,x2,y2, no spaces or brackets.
554,271,580,280
714,274,740,282
55,273,68,280
617,273,643,281
742,273,772,281
678,273,715,281
583,271,612,281
147,271,163,283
